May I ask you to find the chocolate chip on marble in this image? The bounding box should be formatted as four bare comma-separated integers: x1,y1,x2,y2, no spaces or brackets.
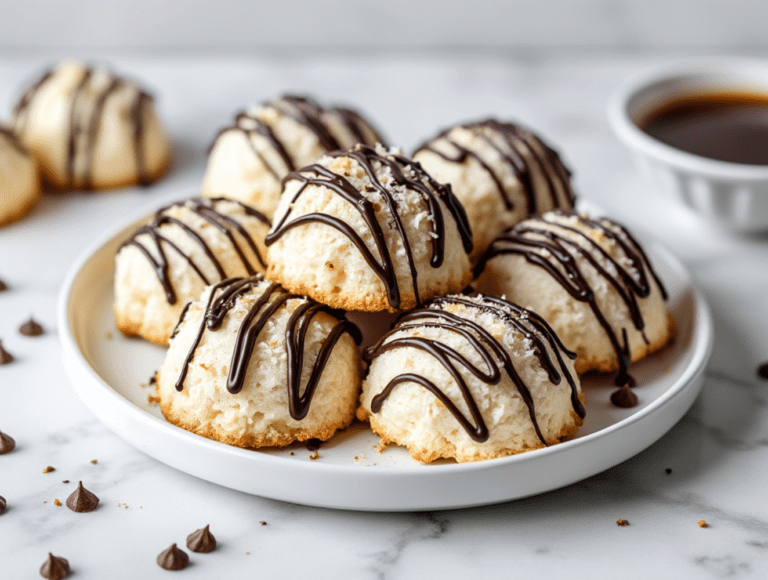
186,524,217,553
39,553,69,579
0,278,7,292
157,544,189,571
0,431,15,454
66,481,99,513
0,495,6,515
19,317,44,336
0,340,13,365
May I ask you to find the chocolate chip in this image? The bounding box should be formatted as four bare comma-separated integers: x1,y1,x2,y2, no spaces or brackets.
610,385,638,408
306,438,322,452
0,496,6,515
0,431,15,455
39,553,69,579
186,524,216,553
19,317,44,337
157,544,189,571
0,340,13,365
0,278,7,292
65,481,99,513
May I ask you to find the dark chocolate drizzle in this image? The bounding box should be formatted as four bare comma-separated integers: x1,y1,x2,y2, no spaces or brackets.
414,119,576,214
364,295,583,444
12,63,157,189
0,125,26,155
476,210,667,387
119,197,270,305
174,275,360,421
265,145,473,310
210,95,387,178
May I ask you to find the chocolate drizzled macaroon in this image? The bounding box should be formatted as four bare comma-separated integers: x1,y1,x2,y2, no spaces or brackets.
358,294,584,463
265,144,473,312
0,126,40,227
10,60,170,191
202,95,386,219
475,210,674,384
156,275,361,448
114,197,271,346
413,119,575,262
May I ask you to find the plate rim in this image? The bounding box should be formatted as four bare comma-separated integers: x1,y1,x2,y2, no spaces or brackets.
57,200,715,506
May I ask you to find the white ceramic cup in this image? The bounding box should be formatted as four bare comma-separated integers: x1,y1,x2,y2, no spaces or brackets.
608,58,768,232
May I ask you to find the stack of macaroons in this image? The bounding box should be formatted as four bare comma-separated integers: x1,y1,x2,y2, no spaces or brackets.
114,99,673,462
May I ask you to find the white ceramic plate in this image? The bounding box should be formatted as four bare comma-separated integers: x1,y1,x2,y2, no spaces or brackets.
58,207,713,512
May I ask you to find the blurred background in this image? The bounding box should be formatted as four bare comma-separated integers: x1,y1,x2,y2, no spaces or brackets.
1,0,767,51
1,0,766,228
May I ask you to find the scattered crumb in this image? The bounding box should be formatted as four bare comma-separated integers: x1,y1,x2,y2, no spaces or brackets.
309,450,320,460
90,459,98,464
147,394,161,404
62,480,69,484
117,503,129,509
289,451,294,456
698,520,708,528
44,500,47,504
53,499,61,506
259,521,267,526
42,466,55,474
106,332,113,339
246,552,251,555
665,468,672,474
616,519,629,527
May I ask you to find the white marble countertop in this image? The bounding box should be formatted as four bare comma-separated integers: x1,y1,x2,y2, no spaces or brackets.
2,49,768,579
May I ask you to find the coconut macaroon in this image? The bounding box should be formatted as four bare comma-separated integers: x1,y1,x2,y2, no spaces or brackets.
0,126,40,227
475,210,674,385
413,119,575,262
358,294,585,463
201,95,386,219
156,275,361,448
114,197,271,346
265,144,474,312
10,59,171,191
